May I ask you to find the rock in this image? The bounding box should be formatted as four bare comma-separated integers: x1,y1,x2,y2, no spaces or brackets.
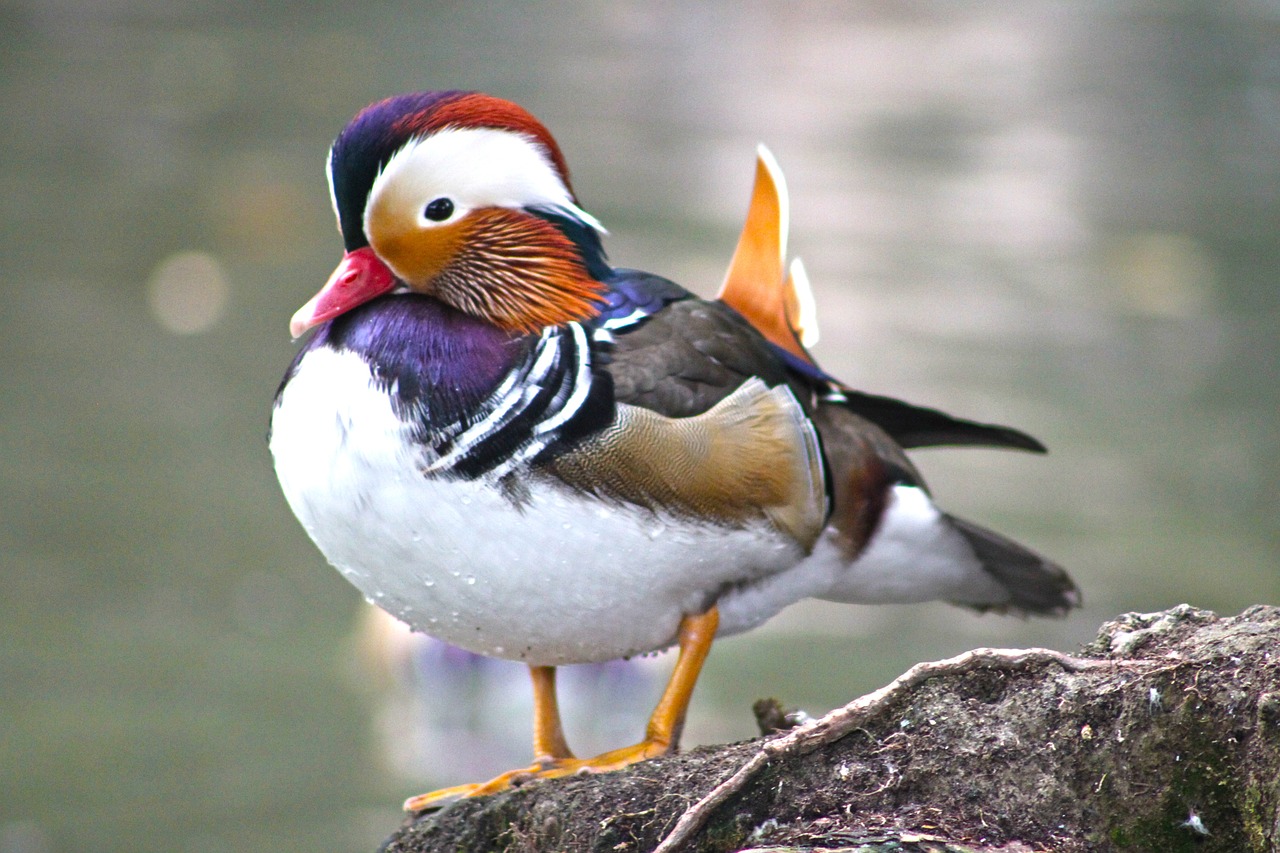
381,606,1280,852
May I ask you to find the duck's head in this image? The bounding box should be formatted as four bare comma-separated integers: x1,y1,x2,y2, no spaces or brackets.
290,91,607,338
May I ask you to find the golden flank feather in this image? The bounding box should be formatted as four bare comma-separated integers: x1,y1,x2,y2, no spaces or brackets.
543,378,826,550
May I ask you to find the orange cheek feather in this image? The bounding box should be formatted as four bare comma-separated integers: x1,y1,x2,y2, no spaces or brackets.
368,202,603,332
367,201,469,290
434,208,605,332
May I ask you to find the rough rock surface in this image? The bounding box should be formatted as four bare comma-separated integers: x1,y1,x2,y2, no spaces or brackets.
379,605,1280,852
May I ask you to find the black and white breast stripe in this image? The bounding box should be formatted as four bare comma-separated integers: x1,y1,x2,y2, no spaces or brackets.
418,322,611,480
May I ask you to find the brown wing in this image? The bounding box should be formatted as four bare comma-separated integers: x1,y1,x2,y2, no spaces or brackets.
604,296,805,418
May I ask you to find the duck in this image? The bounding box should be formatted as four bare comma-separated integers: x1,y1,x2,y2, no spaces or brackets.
268,90,1078,811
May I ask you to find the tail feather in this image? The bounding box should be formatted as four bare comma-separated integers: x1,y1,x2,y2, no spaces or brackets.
947,515,1079,616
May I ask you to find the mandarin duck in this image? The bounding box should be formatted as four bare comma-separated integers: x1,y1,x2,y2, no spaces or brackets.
269,90,1078,811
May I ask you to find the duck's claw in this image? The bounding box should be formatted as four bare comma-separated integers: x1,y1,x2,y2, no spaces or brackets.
403,764,539,811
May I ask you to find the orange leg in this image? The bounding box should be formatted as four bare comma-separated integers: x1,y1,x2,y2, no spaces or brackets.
403,607,720,812
578,604,719,769
530,665,574,761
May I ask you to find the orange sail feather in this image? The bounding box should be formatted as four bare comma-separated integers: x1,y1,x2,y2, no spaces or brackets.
717,145,819,364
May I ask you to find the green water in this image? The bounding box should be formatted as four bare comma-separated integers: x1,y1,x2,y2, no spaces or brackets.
3,3,1277,851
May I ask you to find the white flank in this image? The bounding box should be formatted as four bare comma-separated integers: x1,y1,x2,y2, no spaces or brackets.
812,484,1009,606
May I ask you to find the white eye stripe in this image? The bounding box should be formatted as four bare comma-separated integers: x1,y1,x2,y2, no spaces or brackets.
366,126,602,232
325,147,339,225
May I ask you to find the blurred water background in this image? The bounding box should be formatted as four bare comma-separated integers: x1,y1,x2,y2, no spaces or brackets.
3,2,1278,851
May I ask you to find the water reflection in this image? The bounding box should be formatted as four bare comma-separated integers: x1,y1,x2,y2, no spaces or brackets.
3,3,1277,852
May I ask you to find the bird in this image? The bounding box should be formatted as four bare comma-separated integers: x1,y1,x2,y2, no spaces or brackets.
268,90,1078,811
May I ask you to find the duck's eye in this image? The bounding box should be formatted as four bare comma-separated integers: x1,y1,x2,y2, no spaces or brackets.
423,197,455,222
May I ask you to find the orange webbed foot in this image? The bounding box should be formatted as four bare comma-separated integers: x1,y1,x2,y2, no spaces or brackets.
402,740,676,811
403,609,720,812
403,761,558,811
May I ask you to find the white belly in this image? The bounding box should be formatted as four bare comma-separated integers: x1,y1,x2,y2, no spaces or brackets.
270,348,806,665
